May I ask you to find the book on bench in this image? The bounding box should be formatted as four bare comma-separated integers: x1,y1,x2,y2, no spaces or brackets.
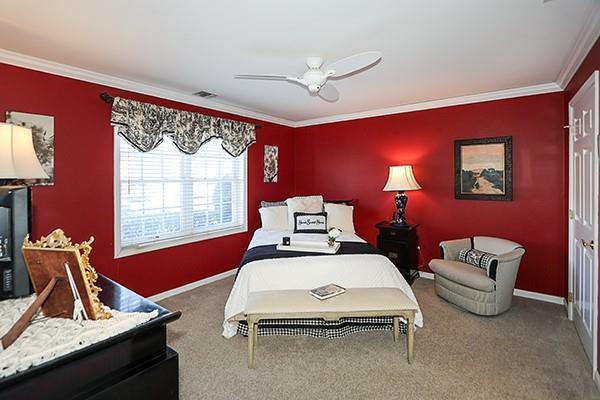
309,283,346,300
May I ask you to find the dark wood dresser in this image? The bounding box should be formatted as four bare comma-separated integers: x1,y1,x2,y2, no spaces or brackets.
375,221,420,284
0,275,181,400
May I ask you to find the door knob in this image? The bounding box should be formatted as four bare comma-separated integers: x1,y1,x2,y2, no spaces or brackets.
581,239,595,250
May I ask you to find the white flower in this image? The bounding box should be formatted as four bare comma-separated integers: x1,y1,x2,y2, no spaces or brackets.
328,228,342,239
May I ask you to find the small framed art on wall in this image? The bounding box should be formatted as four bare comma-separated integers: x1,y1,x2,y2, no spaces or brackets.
454,136,512,201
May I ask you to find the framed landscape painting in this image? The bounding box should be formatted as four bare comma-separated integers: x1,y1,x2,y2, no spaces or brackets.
454,136,512,201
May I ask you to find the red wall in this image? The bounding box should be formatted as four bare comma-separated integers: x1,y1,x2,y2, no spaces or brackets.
0,63,295,297
294,92,567,297
563,38,599,369
4,47,594,300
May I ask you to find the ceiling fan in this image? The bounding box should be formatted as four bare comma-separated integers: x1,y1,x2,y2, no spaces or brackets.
234,51,382,102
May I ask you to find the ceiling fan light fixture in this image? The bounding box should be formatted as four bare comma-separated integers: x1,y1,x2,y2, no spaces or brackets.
234,50,382,101
308,83,320,93
306,56,323,69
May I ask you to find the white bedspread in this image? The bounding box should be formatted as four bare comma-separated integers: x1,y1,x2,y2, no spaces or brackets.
222,229,423,338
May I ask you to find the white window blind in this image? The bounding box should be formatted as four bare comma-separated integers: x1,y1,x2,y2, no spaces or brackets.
115,134,247,257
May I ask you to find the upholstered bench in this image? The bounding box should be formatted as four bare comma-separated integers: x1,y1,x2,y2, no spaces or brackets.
244,288,418,368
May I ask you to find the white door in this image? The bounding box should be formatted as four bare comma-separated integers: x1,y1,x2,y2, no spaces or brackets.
569,70,599,370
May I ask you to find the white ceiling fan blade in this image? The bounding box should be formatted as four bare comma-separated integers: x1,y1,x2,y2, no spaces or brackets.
318,83,339,102
234,74,290,81
325,51,382,78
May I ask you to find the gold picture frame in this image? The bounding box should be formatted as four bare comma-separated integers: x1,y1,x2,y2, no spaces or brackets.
21,229,111,320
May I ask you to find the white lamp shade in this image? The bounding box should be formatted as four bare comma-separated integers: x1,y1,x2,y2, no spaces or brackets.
383,165,422,191
0,122,49,179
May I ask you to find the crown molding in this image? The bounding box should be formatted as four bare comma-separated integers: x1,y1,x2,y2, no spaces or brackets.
0,49,296,127
0,48,564,129
555,1,600,89
292,82,562,127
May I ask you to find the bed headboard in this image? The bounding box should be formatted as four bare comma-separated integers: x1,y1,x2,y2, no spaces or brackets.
260,199,356,207
323,199,355,206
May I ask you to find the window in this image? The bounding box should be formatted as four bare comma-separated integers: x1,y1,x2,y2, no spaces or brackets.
114,133,247,257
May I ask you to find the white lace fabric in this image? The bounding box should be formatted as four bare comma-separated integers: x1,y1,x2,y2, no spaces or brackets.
0,295,158,378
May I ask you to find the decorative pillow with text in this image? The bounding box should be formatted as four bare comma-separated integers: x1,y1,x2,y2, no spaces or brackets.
293,212,328,234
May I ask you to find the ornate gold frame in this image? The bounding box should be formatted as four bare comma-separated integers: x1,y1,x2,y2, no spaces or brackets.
22,229,111,320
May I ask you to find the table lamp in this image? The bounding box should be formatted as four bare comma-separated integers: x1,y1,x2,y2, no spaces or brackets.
383,165,421,225
0,122,49,181
0,122,48,299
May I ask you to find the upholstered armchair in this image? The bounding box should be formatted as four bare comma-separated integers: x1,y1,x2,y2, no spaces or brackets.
428,236,525,316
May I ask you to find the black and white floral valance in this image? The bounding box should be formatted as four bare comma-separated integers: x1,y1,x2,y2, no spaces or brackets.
110,97,256,157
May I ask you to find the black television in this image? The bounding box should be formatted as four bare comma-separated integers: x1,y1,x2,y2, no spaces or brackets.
0,187,32,299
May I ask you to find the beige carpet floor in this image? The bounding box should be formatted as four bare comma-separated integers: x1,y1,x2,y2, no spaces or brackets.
159,276,599,400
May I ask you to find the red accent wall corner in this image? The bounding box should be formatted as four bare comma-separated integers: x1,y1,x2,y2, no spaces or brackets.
294,92,567,297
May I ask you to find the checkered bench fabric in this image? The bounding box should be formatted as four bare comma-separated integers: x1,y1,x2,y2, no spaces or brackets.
237,317,408,339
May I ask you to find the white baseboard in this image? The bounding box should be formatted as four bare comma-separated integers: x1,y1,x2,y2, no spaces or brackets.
147,267,566,305
417,271,565,305
419,271,435,280
513,288,564,305
148,268,237,302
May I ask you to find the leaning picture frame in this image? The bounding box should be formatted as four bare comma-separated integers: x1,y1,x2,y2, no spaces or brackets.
454,136,513,201
1,230,112,349
21,229,112,320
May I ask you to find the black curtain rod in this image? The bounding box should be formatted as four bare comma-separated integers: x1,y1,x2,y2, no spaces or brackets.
99,92,261,129
100,92,114,104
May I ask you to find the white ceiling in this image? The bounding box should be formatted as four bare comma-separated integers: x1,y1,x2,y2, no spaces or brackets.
0,0,598,125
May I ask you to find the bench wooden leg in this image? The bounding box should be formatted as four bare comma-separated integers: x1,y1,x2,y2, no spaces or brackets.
393,317,399,342
253,322,258,348
407,312,414,364
248,320,255,368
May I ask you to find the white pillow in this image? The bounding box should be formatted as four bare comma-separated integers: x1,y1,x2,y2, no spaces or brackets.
258,206,289,230
324,203,355,233
285,195,324,230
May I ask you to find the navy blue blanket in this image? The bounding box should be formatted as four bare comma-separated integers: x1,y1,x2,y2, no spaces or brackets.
238,241,383,271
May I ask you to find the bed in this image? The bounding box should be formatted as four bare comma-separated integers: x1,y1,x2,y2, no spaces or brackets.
222,228,424,339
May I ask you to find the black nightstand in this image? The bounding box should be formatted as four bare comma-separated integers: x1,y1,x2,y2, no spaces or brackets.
375,221,420,284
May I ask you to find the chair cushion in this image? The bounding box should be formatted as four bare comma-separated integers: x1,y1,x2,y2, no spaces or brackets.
434,275,497,316
429,259,496,292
